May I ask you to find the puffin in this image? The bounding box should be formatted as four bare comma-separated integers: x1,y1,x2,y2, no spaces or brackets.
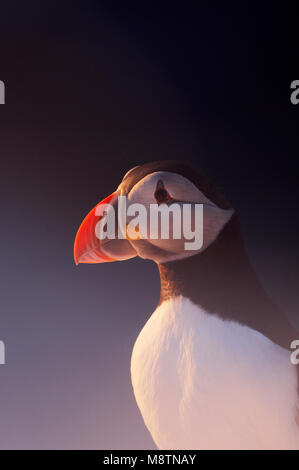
74,160,299,450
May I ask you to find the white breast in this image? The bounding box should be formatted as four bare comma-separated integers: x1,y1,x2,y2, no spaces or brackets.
130,296,299,449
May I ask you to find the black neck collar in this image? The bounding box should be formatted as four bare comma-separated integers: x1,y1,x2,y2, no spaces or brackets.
158,214,298,349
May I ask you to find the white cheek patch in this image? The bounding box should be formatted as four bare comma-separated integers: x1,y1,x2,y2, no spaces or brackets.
128,171,219,206
201,205,234,250
124,170,234,262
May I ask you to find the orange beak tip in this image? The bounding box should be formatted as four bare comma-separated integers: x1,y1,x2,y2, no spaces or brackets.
73,192,119,265
74,190,136,265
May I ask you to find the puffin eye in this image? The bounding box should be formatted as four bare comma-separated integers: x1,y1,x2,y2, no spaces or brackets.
154,180,171,204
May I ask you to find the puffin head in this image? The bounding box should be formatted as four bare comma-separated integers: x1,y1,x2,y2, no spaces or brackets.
74,161,234,265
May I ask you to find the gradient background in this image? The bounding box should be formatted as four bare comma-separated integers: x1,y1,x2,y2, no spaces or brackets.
0,2,298,449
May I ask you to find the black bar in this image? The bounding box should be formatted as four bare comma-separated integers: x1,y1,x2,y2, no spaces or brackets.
0,450,296,466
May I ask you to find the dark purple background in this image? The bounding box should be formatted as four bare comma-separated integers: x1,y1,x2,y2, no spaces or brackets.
0,2,298,449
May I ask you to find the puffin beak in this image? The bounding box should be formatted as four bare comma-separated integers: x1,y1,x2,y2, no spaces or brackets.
74,190,137,265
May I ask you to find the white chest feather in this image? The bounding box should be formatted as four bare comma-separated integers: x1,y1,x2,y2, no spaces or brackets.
130,297,299,449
